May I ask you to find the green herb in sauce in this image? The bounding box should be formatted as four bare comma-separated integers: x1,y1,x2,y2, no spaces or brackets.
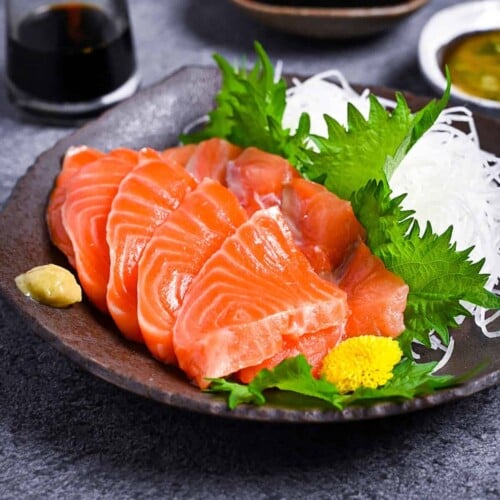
442,30,500,102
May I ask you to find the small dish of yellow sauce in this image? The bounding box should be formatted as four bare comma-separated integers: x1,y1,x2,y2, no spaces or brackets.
418,1,500,110
442,30,500,102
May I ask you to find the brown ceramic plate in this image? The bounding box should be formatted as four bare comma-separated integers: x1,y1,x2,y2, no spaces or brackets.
0,66,499,422
229,0,429,38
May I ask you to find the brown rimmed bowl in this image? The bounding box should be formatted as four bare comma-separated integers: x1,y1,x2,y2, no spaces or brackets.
229,0,429,38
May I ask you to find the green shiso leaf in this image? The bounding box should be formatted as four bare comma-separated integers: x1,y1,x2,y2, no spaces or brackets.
181,41,307,157
208,355,343,410
341,359,457,406
297,78,451,200
351,181,500,355
207,355,466,410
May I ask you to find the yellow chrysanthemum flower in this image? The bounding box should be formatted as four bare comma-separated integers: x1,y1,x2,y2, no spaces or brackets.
321,335,403,393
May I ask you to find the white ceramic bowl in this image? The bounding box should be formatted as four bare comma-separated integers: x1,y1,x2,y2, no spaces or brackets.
418,0,500,110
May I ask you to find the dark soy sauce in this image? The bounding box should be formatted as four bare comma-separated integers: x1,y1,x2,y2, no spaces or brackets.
7,3,136,103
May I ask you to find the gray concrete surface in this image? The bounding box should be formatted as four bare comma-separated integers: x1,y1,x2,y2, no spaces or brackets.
0,0,499,498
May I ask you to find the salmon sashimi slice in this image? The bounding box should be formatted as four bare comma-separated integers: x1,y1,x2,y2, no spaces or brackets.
162,144,197,167
238,326,343,384
185,138,242,184
138,147,193,164
337,241,409,338
46,147,143,267
46,146,104,266
138,179,248,364
173,206,349,388
61,154,138,312
281,178,365,274
106,159,197,342
107,148,142,164
226,147,299,215
138,145,196,166
137,147,163,162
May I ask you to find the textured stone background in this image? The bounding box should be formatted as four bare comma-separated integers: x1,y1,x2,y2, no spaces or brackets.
0,0,498,498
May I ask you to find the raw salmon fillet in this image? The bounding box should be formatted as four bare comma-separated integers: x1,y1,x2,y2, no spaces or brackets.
282,178,365,274
106,158,197,342
162,144,197,167
139,146,195,165
61,153,139,312
47,146,104,266
138,179,247,363
185,138,242,184
237,180,366,382
337,241,409,337
47,147,145,267
238,326,343,383
226,147,298,215
173,207,349,388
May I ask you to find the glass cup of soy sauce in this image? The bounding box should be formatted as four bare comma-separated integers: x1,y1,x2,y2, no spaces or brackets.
6,0,139,123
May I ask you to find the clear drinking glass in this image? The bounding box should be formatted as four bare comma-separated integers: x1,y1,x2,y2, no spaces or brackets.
6,0,139,122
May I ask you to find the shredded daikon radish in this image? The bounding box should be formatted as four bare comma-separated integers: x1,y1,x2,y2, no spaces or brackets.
391,107,500,338
283,70,500,343
431,336,455,374
410,332,455,372
274,59,283,84
284,70,372,134
181,114,209,136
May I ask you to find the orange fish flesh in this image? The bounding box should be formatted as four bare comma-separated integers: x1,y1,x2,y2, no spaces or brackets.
61,152,138,312
138,178,247,363
46,146,104,266
185,138,242,184
173,206,349,388
337,241,409,337
106,156,197,342
226,147,298,215
281,177,365,274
